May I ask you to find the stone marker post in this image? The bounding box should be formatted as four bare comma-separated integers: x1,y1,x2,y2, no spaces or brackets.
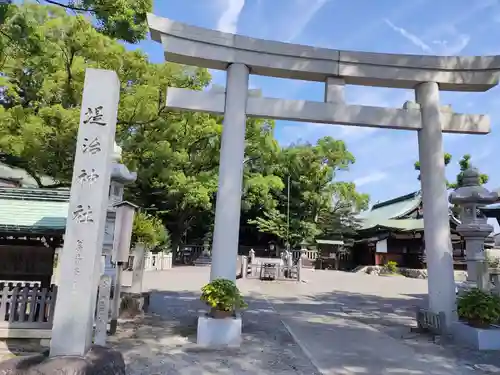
94,274,112,346
249,248,255,264
449,169,498,291
297,257,303,282
50,68,120,357
131,242,146,294
241,256,248,279
300,242,308,260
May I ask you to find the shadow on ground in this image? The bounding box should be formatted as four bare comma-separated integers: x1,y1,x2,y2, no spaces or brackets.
105,283,500,375
108,288,322,374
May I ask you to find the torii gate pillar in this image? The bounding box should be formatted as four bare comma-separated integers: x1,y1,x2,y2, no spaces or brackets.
210,63,249,282
416,82,457,321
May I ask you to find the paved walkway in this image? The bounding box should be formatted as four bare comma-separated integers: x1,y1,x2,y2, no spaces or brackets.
251,271,472,375
110,267,500,374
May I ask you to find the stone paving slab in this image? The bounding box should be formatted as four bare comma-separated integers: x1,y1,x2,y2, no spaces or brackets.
271,303,475,375
250,270,500,374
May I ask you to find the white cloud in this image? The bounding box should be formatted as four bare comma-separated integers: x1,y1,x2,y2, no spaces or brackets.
384,19,432,53
354,171,388,187
285,0,329,42
384,19,471,55
432,34,470,55
216,0,246,34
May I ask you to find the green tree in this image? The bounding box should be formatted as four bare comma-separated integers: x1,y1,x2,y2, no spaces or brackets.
414,152,452,187
448,154,488,189
414,153,488,189
124,112,283,256
248,137,369,247
0,4,209,185
10,0,153,43
316,182,369,238
0,4,212,253
132,211,170,251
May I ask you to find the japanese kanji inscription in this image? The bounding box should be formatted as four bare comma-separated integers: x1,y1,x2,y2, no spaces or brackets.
77,168,99,185
72,204,94,223
82,137,102,155
83,106,106,126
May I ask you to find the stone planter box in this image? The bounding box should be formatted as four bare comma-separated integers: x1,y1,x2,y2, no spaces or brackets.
197,312,242,347
451,321,500,350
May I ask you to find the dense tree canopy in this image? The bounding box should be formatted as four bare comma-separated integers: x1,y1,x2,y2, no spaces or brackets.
0,4,370,255
248,138,369,247
132,211,170,251
2,0,152,43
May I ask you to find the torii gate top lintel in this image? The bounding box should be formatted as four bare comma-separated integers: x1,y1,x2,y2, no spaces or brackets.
147,13,496,135
147,13,500,92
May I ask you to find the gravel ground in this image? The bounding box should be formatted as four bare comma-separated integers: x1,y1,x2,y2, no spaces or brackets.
108,268,321,375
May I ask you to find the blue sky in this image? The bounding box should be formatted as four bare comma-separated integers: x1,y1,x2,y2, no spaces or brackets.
133,0,500,206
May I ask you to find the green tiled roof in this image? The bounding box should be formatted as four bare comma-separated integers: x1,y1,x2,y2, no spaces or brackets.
359,218,424,232
0,188,69,233
358,191,422,232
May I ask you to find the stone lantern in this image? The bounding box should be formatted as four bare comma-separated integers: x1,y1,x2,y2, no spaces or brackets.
194,233,213,266
449,168,498,290
105,143,137,334
109,143,137,208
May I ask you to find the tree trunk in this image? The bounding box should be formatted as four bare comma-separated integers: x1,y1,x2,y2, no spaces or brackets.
171,231,182,264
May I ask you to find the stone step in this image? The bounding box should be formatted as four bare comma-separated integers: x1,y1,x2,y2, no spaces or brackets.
194,256,212,266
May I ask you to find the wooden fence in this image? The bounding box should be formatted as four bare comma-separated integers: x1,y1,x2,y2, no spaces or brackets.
0,282,57,329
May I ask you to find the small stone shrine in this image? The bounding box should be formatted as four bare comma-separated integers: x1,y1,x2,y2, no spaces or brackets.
449,168,499,290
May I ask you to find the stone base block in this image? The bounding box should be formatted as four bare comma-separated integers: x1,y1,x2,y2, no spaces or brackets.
451,321,500,350
0,345,125,375
119,291,150,318
197,313,242,347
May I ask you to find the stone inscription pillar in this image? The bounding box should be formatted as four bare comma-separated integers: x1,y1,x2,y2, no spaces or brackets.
415,81,457,326
131,243,146,294
210,63,249,282
50,69,120,357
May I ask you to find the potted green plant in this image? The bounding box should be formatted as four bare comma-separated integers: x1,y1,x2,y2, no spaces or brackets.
200,278,248,319
457,288,500,328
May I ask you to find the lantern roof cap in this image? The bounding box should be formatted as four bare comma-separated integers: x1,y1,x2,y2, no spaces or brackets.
113,200,139,209
449,168,498,205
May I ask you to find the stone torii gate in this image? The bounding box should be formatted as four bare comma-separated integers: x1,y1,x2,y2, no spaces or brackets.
147,13,499,326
